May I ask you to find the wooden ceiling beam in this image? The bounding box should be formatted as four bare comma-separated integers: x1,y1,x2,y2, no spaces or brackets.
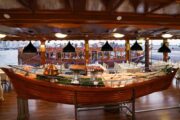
176,0,180,3
71,0,86,12
129,0,140,12
64,0,72,10
102,0,124,13
2,34,180,41
0,10,179,27
17,0,37,13
144,1,149,13
110,0,125,13
148,1,175,13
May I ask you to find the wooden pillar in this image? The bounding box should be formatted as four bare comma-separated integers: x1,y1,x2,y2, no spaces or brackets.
40,40,46,65
125,39,130,63
102,52,104,59
108,52,110,59
145,38,150,72
85,39,89,65
163,39,168,62
17,98,29,120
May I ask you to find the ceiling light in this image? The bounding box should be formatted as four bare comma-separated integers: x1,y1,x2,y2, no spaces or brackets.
0,34,6,38
113,28,117,32
161,33,173,38
113,33,124,38
101,41,113,51
116,16,122,21
3,13,10,19
55,33,67,38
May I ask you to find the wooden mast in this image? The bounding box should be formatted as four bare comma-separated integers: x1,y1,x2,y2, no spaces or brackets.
40,39,46,66
125,39,130,63
84,38,89,65
145,38,150,71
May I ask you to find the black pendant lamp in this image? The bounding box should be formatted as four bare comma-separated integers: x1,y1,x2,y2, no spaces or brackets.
63,41,75,52
158,43,171,53
101,41,113,51
23,41,37,53
130,41,143,51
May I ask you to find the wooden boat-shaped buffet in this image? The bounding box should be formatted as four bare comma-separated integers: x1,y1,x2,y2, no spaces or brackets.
2,68,178,104
1,68,178,120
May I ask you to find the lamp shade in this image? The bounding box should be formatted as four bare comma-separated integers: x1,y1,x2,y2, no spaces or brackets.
23,41,37,53
158,43,171,53
130,41,143,51
63,41,75,52
101,41,113,51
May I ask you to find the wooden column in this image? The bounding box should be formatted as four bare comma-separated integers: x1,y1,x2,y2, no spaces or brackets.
163,39,168,62
102,52,104,59
84,39,89,65
145,38,150,72
108,52,110,60
17,98,29,120
40,40,46,65
125,39,130,63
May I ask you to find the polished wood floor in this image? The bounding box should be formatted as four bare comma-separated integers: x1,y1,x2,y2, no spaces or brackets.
0,79,180,120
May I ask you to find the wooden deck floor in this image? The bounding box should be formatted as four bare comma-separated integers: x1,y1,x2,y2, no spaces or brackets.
0,79,180,120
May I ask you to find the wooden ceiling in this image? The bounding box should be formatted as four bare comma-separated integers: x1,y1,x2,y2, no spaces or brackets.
0,0,180,40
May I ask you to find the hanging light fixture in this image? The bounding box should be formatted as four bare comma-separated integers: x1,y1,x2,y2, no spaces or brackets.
101,41,113,51
130,31,143,51
130,40,143,51
23,41,37,53
158,43,171,53
63,41,75,52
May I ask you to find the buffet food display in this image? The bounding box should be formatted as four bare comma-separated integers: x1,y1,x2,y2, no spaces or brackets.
7,64,176,88
102,71,166,88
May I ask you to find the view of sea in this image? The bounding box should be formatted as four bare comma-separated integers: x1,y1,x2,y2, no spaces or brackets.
151,50,180,63
0,48,179,66
0,50,18,66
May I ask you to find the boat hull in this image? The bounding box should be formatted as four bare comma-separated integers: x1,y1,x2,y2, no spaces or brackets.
1,68,177,105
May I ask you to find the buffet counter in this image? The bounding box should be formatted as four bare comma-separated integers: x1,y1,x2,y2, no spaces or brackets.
1,66,177,120
10,65,168,89
6,64,175,89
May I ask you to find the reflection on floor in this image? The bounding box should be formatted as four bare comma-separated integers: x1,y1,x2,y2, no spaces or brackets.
0,79,180,120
